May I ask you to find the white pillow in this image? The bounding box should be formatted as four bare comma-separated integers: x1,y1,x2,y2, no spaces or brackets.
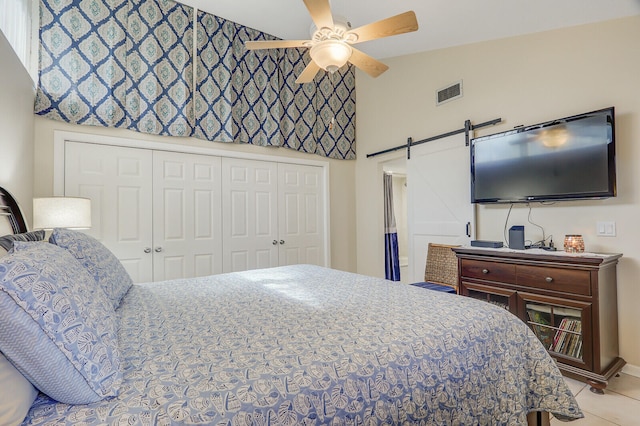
0,352,38,426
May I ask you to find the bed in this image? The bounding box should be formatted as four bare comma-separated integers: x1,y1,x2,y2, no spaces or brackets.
0,187,582,425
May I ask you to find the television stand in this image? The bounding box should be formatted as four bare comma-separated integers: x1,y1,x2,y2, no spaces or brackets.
453,247,624,393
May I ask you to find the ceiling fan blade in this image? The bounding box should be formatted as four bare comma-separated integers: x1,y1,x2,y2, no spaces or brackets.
296,60,321,84
348,48,389,78
348,11,418,44
245,40,310,50
303,0,334,30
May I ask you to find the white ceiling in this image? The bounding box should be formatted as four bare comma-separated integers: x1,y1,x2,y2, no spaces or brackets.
179,0,640,59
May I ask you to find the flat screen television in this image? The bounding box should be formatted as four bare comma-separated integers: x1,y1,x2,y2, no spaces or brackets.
470,107,616,203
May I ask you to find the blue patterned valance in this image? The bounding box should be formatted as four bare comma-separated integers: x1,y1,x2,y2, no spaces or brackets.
125,0,193,136
35,0,356,160
36,0,130,127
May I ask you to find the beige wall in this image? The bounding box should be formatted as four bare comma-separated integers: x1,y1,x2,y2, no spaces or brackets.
0,31,35,224
33,117,357,273
355,16,640,367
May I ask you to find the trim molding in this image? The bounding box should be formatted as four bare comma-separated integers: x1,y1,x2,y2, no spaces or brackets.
622,363,640,379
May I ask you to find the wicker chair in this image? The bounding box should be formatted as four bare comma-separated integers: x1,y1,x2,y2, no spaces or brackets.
423,243,460,292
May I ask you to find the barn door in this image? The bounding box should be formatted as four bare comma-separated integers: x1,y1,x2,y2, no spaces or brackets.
406,133,475,283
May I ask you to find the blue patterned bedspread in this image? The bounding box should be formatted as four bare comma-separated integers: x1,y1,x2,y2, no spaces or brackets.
24,265,582,424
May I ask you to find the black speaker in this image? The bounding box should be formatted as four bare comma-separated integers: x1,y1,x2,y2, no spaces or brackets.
509,225,525,250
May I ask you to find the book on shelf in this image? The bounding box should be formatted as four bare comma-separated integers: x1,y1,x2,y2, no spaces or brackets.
527,308,550,326
551,318,566,350
527,309,554,347
550,318,582,358
569,321,583,358
564,321,579,357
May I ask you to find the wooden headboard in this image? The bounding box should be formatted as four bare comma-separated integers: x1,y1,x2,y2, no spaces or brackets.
0,186,28,235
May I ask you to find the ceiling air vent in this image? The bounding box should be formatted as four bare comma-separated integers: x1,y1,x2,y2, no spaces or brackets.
436,80,463,106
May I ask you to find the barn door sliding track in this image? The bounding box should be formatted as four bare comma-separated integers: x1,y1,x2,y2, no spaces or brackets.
366,118,502,159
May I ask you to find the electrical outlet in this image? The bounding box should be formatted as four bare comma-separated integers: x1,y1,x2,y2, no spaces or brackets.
596,221,616,236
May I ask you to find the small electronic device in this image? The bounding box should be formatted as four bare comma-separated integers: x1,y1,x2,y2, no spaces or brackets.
509,226,525,250
470,240,503,248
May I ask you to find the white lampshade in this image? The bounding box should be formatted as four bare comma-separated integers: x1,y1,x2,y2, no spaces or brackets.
33,197,92,230
310,40,352,73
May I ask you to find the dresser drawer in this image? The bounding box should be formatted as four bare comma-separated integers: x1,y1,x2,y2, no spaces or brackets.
460,259,516,283
516,265,591,296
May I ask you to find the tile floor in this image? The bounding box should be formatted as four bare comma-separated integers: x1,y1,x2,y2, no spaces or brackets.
550,373,640,425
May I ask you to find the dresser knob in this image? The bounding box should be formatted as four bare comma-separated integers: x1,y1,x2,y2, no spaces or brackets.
482,269,489,274
545,277,553,283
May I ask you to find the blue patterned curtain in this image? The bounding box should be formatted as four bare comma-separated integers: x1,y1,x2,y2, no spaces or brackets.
277,48,318,153
194,11,356,159
35,0,356,159
36,0,129,126
125,0,193,136
384,173,401,281
194,13,281,145
36,0,192,135
314,68,356,159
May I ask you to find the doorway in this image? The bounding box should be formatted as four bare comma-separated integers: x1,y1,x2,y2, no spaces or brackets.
380,132,475,284
382,158,410,283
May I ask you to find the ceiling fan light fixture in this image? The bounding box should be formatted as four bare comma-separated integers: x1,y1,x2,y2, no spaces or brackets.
310,40,353,73
244,1,418,82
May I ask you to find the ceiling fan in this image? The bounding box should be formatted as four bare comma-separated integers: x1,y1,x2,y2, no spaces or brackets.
244,0,419,83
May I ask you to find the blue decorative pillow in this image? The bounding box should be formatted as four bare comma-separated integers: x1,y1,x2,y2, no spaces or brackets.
49,228,133,309
0,230,45,251
0,242,122,404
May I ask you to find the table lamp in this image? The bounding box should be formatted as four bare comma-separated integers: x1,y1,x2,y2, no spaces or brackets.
32,197,92,230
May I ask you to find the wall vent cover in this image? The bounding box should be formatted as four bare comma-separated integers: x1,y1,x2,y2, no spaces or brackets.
436,80,463,106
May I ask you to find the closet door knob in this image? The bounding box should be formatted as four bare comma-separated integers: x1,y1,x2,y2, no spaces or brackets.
272,240,278,245
143,247,151,254
279,240,285,245
155,247,163,253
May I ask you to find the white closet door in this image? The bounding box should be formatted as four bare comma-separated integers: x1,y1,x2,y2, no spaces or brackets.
277,163,326,266
153,151,223,281
64,142,153,283
222,158,279,272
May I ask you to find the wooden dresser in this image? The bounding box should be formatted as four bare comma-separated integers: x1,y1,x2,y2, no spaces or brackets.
453,247,624,393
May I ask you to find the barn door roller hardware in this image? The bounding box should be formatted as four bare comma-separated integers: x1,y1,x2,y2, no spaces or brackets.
366,117,501,159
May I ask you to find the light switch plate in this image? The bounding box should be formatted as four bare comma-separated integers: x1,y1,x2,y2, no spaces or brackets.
596,221,616,236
